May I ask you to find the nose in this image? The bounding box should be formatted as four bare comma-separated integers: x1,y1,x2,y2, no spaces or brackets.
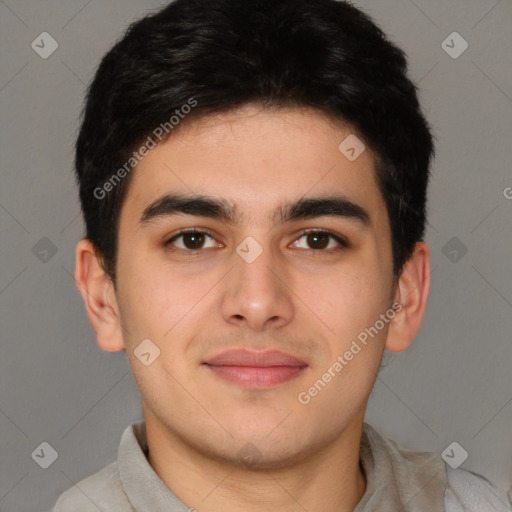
220,240,294,332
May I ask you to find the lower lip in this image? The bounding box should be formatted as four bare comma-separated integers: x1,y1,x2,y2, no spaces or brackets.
204,365,307,389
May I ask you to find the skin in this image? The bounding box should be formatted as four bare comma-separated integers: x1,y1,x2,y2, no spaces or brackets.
75,104,431,512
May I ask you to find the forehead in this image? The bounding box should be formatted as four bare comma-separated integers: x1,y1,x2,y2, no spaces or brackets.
120,105,387,229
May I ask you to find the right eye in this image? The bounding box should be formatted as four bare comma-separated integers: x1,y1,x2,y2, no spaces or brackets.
164,229,221,252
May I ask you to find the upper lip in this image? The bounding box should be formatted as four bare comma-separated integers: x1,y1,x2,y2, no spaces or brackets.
203,348,308,367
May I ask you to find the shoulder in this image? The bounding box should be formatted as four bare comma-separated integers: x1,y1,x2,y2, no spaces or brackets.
52,461,133,512
444,466,512,512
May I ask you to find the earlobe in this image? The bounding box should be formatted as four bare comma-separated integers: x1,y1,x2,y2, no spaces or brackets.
385,241,431,353
74,239,125,352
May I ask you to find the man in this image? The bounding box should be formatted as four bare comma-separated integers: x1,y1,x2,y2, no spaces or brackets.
53,0,512,510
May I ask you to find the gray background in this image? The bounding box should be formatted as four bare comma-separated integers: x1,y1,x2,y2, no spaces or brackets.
0,1,511,511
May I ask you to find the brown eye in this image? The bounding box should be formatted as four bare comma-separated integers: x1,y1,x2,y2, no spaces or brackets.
165,230,218,251
292,230,348,251
181,232,206,249
306,232,330,249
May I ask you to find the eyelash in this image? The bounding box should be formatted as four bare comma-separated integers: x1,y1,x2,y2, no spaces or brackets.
164,228,350,253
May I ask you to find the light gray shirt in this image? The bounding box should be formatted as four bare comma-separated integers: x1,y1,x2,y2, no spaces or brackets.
52,421,512,511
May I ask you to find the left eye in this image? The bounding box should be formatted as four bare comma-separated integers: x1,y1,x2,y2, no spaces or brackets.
291,230,348,250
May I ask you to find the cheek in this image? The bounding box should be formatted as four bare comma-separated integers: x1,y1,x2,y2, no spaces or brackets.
117,248,200,331
314,265,389,331
296,280,391,420
117,259,219,385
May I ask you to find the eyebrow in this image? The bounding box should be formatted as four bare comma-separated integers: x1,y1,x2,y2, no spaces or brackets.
138,193,371,228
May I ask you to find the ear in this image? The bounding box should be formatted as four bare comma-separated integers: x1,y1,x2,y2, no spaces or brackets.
385,241,431,353
74,238,125,352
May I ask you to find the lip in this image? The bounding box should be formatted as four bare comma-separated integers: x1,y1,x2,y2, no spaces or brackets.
204,348,307,367
202,348,308,389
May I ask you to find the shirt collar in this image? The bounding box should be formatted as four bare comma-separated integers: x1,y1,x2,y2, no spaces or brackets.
118,420,190,511
354,422,447,511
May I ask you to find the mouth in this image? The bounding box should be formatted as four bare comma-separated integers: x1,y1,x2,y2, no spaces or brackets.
202,348,308,389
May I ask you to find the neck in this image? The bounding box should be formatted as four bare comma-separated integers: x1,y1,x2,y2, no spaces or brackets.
145,411,367,512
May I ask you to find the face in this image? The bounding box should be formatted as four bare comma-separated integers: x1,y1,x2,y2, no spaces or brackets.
112,105,397,467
